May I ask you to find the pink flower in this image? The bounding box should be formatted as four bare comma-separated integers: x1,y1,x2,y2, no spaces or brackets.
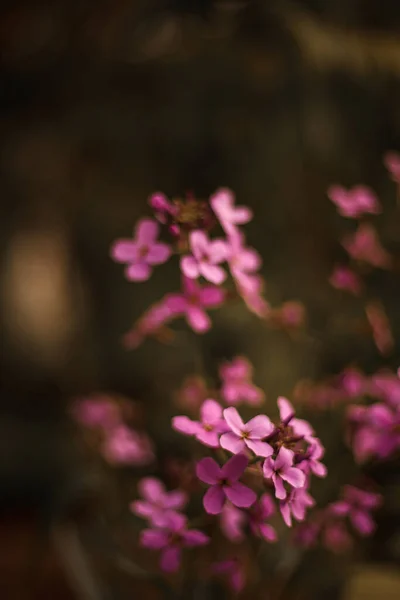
180,230,228,284
72,397,119,429
140,512,209,572
384,151,400,184
165,276,225,333
277,396,314,439
327,185,380,218
212,558,245,593
249,494,277,542
149,192,178,223
130,477,187,527
348,402,400,461
210,188,252,235
102,425,154,466
329,265,362,295
263,446,305,500
370,371,400,407
219,356,264,406
220,407,273,457
365,301,394,355
172,399,228,447
111,218,172,281
338,368,368,398
220,503,246,543
342,223,391,269
329,485,381,536
196,453,256,514
280,487,315,527
226,231,261,285
297,438,327,478
236,274,270,318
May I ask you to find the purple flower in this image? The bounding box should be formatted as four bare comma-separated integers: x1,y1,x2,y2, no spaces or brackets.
180,230,228,284
140,512,209,572
329,265,362,295
220,407,274,457
210,188,252,235
329,485,381,536
298,439,327,478
196,453,256,514
220,503,246,543
280,487,315,527
277,396,314,439
219,356,264,406
172,398,228,448
165,276,225,333
130,477,187,526
149,192,178,223
249,493,277,542
327,185,380,218
342,223,391,269
102,425,154,466
263,447,305,500
111,218,172,281
212,558,245,593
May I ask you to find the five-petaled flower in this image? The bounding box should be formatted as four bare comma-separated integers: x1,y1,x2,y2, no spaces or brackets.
111,218,172,281
196,453,256,514
263,446,305,500
210,188,252,235
172,398,228,447
140,512,209,572
219,356,264,406
180,230,228,284
130,477,187,527
220,407,273,457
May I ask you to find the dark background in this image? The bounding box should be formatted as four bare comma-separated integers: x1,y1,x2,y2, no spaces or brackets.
1,1,400,598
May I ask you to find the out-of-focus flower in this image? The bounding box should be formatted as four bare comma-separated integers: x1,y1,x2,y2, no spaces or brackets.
226,230,261,287
172,398,228,448
196,454,256,514
180,230,228,284
72,396,120,429
210,188,252,235
329,265,363,295
220,407,273,457
149,192,178,223
370,371,400,407
220,503,246,543
236,274,270,318
348,401,400,461
365,301,394,356
297,439,327,478
263,447,305,500
248,493,277,542
111,218,172,281
342,224,391,269
130,477,187,526
212,558,246,593
384,151,400,184
338,368,368,398
280,487,315,527
175,376,209,411
140,513,209,572
102,425,154,466
123,297,175,349
329,485,381,536
165,276,225,333
323,521,353,553
268,301,306,330
327,185,380,218
219,356,264,406
277,396,314,439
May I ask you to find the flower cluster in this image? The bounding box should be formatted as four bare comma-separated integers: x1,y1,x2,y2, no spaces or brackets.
296,485,381,553
72,395,154,466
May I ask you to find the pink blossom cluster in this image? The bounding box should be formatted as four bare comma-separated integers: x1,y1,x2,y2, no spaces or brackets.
72,395,154,466
296,485,381,553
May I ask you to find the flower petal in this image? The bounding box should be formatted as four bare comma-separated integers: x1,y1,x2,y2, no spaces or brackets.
210,239,228,263
200,263,226,285
196,457,220,484
111,240,138,263
136,218,159,244
224,482,256,508
274,446,294,471
223,407,245,435
190,230,209,258
172,416,200,436
258,523,277,542
221,453,248,481
203,485,225,514
195,429,220,448
181,255,200,279
220,432,246,454
262,457,274,479
277,397,295,423
186,305,211,333
140,529,169,549
280,501,292,527
246,415,274,439
147,243,172,264
280,467,305,489
181,530,209,547
200,398,223,423
138,477,165,501
126,262,151,281
130,500,155,519
199,286,225,307
160,546,181,573
245,439,273,457
273,474,287,500
163,490,187,510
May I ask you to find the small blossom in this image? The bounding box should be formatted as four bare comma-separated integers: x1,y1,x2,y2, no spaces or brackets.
165,276,225,333
102,425,154,466
219,356,264,406
384,151,400,184
140,513,209,572
249,494,277,542
220,503,246,543
365,301,394,355
338,368,368,398
172,399,228,447
149,192,178,223
263,446,305,500
72,396,119,429
180,230,228,284
196,454,256,514
220,407,274,457
212,558,246,593
327,185,380,218
329,265,363,295
298,439,327,478
342,223,391,269
130,477,187,526
210,188,252,235
280,487,315,527
329,485,381,536
111,218,172,281
370,371,400,407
